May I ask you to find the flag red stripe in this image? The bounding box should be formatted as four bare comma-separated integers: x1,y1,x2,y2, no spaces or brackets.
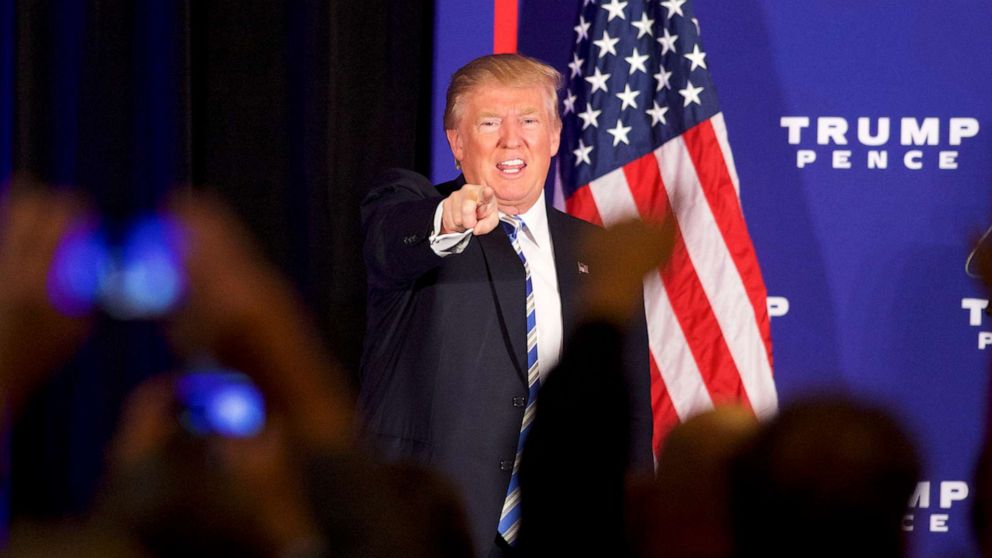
493,0,518,54
682,120,773,368
565,183,604,226
622,154,753,410
649,354,680,457
620,151,669,222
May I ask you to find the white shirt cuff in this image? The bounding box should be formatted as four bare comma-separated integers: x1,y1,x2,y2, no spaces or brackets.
429,201,473,256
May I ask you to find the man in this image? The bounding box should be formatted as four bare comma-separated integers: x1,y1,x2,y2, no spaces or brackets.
359,54,652,557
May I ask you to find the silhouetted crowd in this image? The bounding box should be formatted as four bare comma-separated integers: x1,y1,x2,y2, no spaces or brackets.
0,180,988,557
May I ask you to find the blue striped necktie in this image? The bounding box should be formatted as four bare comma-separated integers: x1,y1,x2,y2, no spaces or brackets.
497,215,540,546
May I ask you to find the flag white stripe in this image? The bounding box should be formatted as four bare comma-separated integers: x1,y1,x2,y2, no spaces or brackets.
711,113,741,198
711,113,777,414
643,271,714,420
655,137,778,416
588,167,640,225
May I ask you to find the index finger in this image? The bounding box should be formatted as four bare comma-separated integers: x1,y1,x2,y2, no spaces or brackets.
472,185,495,217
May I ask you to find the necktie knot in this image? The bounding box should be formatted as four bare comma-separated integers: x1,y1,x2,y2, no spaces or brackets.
501,216,526,244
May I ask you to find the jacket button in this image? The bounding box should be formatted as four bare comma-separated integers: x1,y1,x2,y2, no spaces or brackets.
512,396,526,408
499,459,513,472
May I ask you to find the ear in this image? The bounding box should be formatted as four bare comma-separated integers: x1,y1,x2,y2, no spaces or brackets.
445,129,464,165
550,124,561,157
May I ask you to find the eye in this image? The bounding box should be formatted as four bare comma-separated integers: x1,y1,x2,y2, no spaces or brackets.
522,117,539,126
480,118,500,130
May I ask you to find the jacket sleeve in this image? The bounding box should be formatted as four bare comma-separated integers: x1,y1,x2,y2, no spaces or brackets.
361,169,449,290
624,294,656,471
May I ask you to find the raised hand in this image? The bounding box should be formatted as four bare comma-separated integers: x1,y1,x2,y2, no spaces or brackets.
440,183,499,236
0,179,93,414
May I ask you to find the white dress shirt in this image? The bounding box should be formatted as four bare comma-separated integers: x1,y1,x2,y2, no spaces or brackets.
430,192,563,380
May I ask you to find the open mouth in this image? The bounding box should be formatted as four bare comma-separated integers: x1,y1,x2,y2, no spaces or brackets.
496,158,526,175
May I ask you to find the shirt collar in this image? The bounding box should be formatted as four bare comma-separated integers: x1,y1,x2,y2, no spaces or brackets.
500,191,550,248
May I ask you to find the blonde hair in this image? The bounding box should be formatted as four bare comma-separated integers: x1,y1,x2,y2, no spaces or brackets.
443,53,563,130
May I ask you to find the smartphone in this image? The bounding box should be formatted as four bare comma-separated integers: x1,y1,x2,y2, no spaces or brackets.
175,370,266,438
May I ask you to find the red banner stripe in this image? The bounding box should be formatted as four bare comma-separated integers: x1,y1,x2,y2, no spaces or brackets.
493,0,518,54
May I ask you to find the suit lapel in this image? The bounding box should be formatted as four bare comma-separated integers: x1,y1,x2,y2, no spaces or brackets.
477,228,529,384
548,208,581,341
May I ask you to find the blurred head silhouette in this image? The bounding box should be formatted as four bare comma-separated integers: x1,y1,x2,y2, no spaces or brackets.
629,405,758,558
729,397,920,558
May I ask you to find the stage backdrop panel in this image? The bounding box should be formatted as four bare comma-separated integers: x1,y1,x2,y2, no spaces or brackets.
433,2,992,556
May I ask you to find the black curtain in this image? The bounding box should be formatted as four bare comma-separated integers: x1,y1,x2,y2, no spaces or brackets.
7,0,433,518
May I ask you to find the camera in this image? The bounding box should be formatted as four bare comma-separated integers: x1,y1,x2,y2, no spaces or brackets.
175,369,266,438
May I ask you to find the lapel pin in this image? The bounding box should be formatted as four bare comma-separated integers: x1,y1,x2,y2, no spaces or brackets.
577,261,589,274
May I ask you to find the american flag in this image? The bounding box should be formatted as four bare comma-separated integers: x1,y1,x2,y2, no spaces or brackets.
554,0,778,456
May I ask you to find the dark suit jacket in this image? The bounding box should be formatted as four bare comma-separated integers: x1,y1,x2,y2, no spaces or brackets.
359,169,652,556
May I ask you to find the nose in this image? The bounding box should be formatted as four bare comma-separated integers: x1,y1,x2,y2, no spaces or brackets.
499,118,522,148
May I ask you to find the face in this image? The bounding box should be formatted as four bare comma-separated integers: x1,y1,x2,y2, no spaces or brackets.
446,82,561,215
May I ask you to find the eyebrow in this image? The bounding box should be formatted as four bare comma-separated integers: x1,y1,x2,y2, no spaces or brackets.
478,107,540,121
477,107,540,119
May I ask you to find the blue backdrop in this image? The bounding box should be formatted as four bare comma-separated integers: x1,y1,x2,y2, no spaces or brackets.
433,2,992,556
